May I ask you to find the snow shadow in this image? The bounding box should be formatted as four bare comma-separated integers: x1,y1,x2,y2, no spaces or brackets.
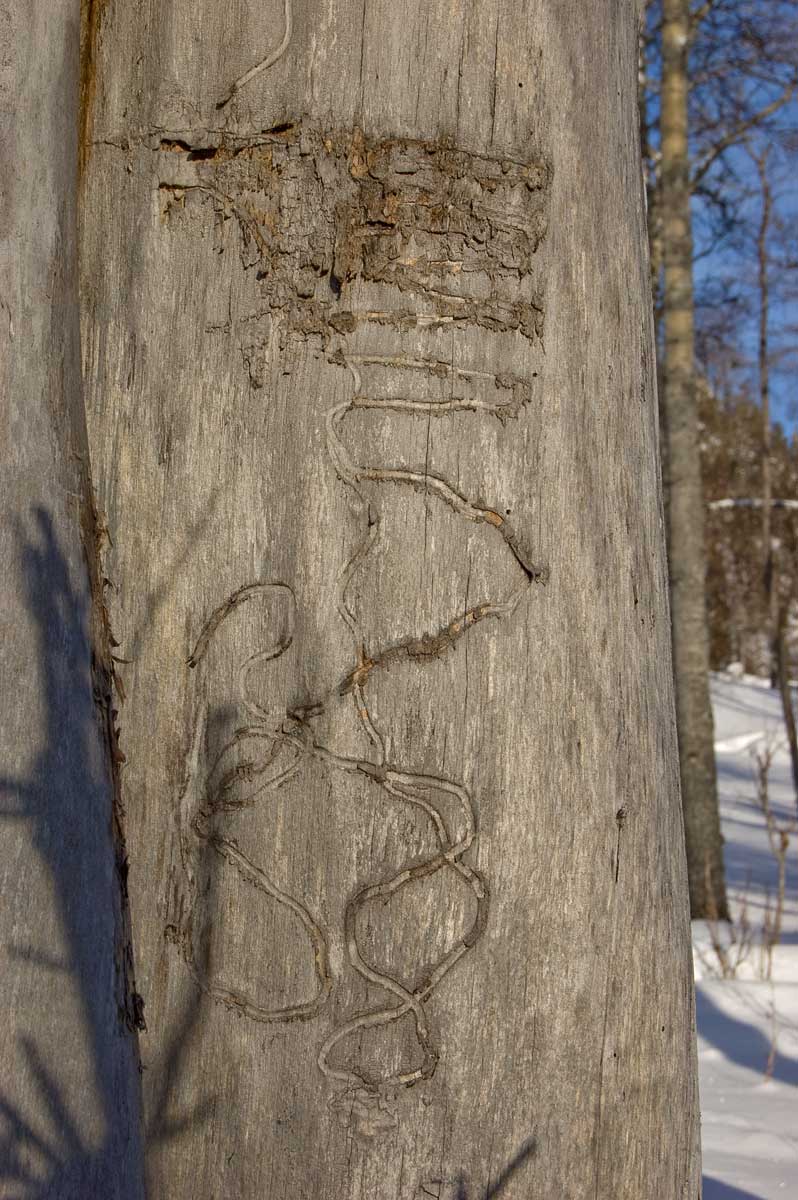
696,984,798,1086
721,835,798,917
719,818,798,929
711,679,786,725
702,1177,767,1200
717,765,797,825
716,757,763,788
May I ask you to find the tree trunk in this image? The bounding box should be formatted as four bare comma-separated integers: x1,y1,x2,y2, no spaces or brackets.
80,1,700,1196
660,0,728,919
0,2,144,1195
776,606,798,805
754,150,778,683
638,7,664,321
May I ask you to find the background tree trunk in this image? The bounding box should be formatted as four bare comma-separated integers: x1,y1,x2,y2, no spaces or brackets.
0,2,144,1194
660,0,728,919
753,149,779,682
80,1,700,1196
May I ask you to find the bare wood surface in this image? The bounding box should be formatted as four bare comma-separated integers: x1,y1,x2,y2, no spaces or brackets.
0,2,144,1194
81,2,700,1196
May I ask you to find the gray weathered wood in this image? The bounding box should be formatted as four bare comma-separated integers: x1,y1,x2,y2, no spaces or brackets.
0,2,144,1195
81,1,701,1195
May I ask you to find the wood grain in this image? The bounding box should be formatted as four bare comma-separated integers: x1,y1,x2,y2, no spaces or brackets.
80,2,701,1195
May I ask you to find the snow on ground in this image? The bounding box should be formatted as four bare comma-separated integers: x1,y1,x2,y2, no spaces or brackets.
698,672,798,1199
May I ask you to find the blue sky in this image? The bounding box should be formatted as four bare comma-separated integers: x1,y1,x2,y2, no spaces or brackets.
693,122,798,436
642,0,798,436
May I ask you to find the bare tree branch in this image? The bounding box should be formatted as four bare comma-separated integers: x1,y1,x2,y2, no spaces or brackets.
690,1,717,31
691,81,797,189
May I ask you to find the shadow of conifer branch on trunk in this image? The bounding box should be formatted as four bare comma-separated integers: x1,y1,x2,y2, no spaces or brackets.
0,509,210,1197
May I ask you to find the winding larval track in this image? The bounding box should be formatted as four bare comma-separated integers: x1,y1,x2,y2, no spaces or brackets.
180,335,542,1125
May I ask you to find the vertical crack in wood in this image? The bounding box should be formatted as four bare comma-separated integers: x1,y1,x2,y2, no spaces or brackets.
79,477,146,1037
79,0,110,185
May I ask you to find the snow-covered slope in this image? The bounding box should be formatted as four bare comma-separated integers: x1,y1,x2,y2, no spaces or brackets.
698,673,798,1199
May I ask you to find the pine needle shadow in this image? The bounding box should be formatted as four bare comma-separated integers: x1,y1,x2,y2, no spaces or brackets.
0,508,149,1195
451,1137,537,1199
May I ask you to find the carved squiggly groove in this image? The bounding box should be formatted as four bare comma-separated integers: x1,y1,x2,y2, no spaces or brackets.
337,590,528,697
328,302,543,340
206,727,302,811
312,347,542,1104
187,581,294,668
352,394,522,418
344,353,517,385
178,345,544,1102
179,340,543,1124
188,807,333,1023
217,0,293,108
269,717,489,1091
180,583,332,1022
326,378,546,581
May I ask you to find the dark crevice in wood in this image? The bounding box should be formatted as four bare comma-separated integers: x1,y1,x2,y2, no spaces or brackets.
79,0,110,185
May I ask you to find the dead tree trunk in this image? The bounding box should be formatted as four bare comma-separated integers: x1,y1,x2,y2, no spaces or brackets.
660,0,728,919
0,2,144,1195
79,1,700,1196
